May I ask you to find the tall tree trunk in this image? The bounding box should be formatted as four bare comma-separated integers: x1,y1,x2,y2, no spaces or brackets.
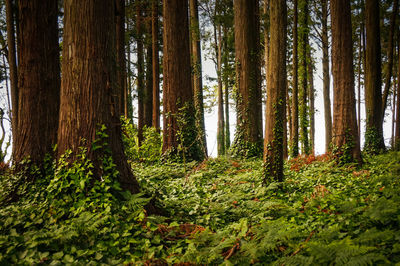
144,18,153,128
290,0,299,157
13,0,60,166
5,0,18,150
395,39,400,150
357,18,362,140
216,22,225,156
58,0,141,194
321,0,332,153
308,51,315,154
330,0,362,164
364,0,385,153
299,0,309,155
264,0,286,182
136,2,145,145
392,79,397,147
126,17,133,120
116,0,126,117
232,0,263,158
152,0,160,130
223,26,231,151
162,0,202,161
381,0,399,121
189,0,207,157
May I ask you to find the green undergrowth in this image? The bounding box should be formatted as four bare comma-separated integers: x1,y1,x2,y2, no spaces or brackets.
1,151,400,265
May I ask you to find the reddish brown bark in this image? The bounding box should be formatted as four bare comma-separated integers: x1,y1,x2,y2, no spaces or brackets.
58,0,140,193
116,0,126,117
13,0,60,165
330,0,362,164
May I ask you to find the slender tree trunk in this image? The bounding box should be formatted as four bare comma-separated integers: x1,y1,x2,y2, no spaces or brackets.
5,0,18,149
126,18,133,120
189,0,207,157
321,0,332,153
392,79,397,147
116,0,126,116
223,26,231,151
330,0,362,164
144,19,153,128
58,0,141,194
364,0,385,153
287,80,292,147
264,0,286,182
232,0,263,158
395,39,400,150
162,0,202,161
283,83,288,159
291,0,299,157
136,2,145,145
308,51,315,154
216,22,225,156
152,0,160,130
381,0,398,121
357,20,362,139
13,0,60,166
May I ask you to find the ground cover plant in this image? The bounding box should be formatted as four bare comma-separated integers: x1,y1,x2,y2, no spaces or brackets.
1,150,400,265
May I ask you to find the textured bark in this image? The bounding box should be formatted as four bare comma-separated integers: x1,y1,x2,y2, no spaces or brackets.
223,26,231,151
307,51,315,154
189,0,207,157
152,0,160,130
321,0,332,153
381,0,398,121
115,0,126,116
232,0,263,157
357,19,362,140
290,0,299,157
395,40,400,150
136,2,145,145
58,0,140,194
330,0,362,164
364,0,385,152
144,18,153,128
216,23,225,156
392,80,396,147
13,0,60,165
264,0,286,182
5,0,18,148
162,0,202,161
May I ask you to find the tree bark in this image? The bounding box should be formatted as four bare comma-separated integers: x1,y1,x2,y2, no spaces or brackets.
152,0,160,130
162,0,202,161
364,0,385,153
330,0,362,164
144,18,153,128
291,0,299,157
232,0,263,158
136,2,145,145
264,0,286,182
189,0,207,157
216,22,225,156
116,0,126,117
381,0,398,121
321,0,332,153
395,38,400,150
5,0,18,150
223,26,231,151
308,50,315,154
13,0,60,166
58,0,140,194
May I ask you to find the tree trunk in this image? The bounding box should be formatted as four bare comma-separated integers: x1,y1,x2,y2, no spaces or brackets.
364,0,385,153
216,22,225,156
162,0,202,161
232,0,263,158
116,0,126,117
264,0,286,182
391,79,397,147
223,26,231,151
13,0,60,166
189,0,207,157
290,0,299,157
395,39,400,150
308,50,315,154
144,18,153,128
321,0,332,153
5,0,18,150
330,0,362,164
58,0,141,194
381,0,398,121
136,2,145,145
152,0,160,130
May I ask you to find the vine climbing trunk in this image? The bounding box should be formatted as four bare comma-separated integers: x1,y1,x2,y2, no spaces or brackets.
330,0,362,164
264,0,286,182
232,0,263,158
13,0,60,167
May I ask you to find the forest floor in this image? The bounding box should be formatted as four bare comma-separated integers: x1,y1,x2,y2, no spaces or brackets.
1,152,400,265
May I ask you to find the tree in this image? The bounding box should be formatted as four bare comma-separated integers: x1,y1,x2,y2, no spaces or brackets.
364,0,385,153
151,0,160,130
264,0,286,182
190,0,208,157
231,0,263,158
330,0,362,164
136,1,145,145
395,40,400,150
13,0,60,166
144,13,153,128
162,0,202,161
290,0,299,157
58,0,141,193
115,0,126,117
